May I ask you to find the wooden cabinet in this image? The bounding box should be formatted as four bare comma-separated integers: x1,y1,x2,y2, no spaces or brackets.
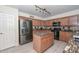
49,20,53,26
32,20,52,26
59,17,69,26
41,33,54,51
45,21,51,26
77,15,79,24
33,32,54,52
60,31,72,42
39,21,46,26
77,15,79,30
32,20,39,26
61,17,69,26
69,16,77,25
51,17,69,26
32,20,41,26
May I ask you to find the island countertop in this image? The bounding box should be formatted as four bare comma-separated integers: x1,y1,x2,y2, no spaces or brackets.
33,31,53,37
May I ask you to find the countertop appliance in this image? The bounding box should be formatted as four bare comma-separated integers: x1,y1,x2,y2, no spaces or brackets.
19,19,32,45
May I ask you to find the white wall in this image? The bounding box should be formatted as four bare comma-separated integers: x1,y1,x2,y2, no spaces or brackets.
45,9,79,20
19,11,44,20
0,5,19,46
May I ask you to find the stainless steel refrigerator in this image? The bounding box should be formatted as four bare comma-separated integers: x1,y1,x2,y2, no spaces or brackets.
19,18,32,45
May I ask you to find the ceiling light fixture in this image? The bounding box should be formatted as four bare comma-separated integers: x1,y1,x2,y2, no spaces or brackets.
34,5,51,16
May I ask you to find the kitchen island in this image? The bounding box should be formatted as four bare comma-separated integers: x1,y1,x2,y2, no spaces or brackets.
33,31,54,52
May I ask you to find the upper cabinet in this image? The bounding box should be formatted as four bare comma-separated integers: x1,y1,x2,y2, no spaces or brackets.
77,15,79,25
51,17,69,26
69,16,78,26
59,17,69,26
51,16,78,26
32,15,79,26
44,21,52,26
32,20,52,26
32,20,41,26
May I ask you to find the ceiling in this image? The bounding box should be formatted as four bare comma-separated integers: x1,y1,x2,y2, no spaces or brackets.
8,5,79,18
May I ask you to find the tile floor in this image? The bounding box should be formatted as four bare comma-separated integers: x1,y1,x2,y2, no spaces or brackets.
0,40,67,53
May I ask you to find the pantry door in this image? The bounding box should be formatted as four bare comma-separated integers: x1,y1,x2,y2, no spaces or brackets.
0,13,16,50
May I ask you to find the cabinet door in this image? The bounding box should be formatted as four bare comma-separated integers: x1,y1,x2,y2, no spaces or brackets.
60,32,72,42
77,15,79,30
77,15,79,25
69,16,77,25
60,17,69,26
46,21,51,26
32,20,35,26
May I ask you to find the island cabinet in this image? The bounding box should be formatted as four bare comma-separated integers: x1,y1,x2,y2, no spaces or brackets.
60,31,72,42
33,32,54,53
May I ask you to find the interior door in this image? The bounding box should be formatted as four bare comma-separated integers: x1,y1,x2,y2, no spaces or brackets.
0,15,5,50
0,13,16,50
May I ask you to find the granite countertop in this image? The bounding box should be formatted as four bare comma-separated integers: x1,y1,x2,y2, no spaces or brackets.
34,31,52,36
73,33,79,37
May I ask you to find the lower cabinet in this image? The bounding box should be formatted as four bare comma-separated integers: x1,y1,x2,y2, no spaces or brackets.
60,31,72,42
33,32,54,53
41,34,54,52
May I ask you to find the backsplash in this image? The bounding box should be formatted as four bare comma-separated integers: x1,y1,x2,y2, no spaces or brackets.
33,26,51,30
33,25,79,32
